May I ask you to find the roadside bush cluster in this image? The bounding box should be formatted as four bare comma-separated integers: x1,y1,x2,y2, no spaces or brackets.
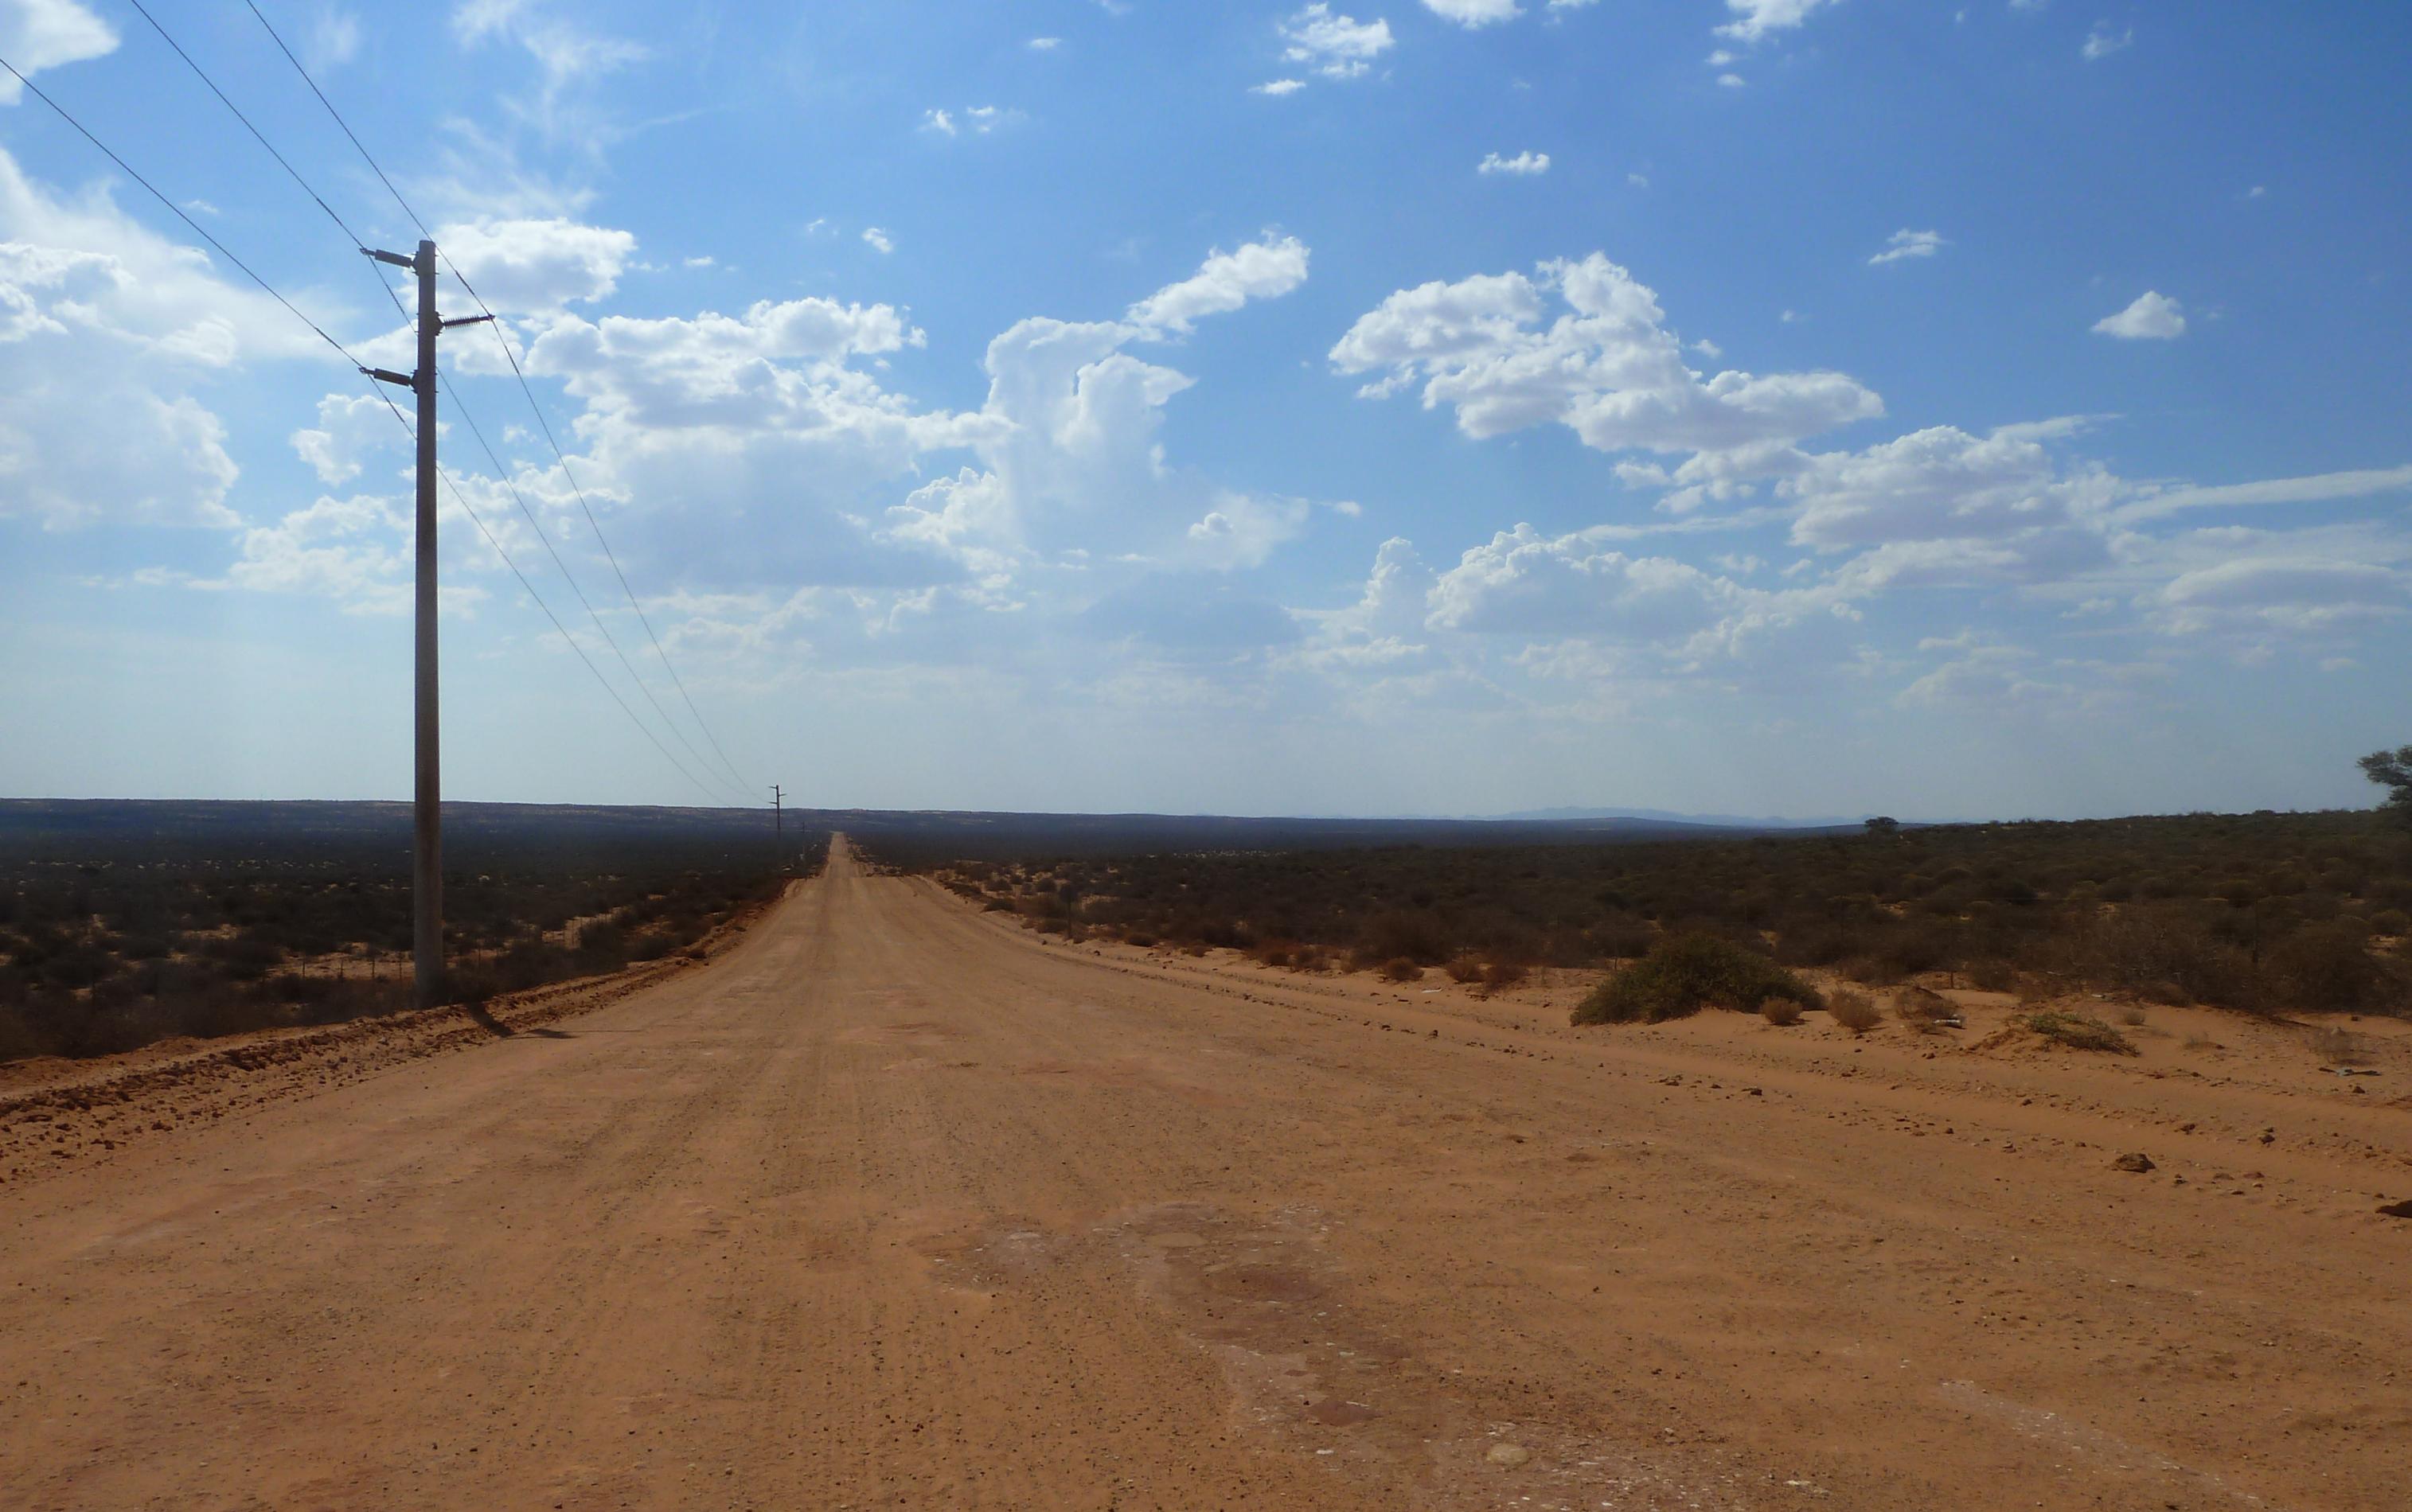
1571,934,1818,1025
906,809,2412,1019
0,811,813,1063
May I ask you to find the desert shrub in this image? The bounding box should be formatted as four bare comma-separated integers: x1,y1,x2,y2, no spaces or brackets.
0,1003,45,1061
1481,959,1530,992
1444,954,1485,984
2021,1011,2137,1054
1827,989,1882,1034
1584,915,1657,959
1571,933,1817,1026
2308,1025,2367,1066
1378,957,1423,983
2372,909,2410,937
1894,985,1961,1033
1760,996,1805,1027
2118,1004,2149,1027
1840,953,1906,988
1966,957,2018,992
2052,909,2253,1009
1357,910,1451,967
37,944,114,991
2261,922,2388,1014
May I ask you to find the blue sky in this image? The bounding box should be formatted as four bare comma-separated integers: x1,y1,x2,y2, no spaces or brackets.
2,0,2406,819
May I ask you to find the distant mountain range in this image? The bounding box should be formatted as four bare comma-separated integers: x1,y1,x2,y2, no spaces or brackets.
1486,806,1871,830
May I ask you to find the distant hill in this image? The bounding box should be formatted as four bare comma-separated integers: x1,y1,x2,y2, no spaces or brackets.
1493,805,1868,830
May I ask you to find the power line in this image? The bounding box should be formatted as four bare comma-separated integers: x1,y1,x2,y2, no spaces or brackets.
123,0,370,251
240,0,760,802
0,52,739,809
0,56,357,370
438,376,758,806
104,7,751,808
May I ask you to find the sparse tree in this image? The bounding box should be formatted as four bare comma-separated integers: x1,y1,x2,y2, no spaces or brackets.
2361,746,2412,824
1864,816,1901,838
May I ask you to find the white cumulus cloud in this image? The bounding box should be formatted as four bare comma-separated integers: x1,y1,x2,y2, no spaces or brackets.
2093,290,2185,340
1715,0,1842,44
0,0,117,104
1868,228,1946,265
1424,0,1523,26
1478,150,1551,177
1331,253,1882,463
434,216,635,311
1125,235,1309,335
1278,3,1394,80
2082,22,2132,60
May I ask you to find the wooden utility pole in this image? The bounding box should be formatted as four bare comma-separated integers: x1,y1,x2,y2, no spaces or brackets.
362,239,489,1011
771,785,785,871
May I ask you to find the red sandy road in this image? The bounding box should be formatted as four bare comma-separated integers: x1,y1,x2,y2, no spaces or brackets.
2,836,2406,1509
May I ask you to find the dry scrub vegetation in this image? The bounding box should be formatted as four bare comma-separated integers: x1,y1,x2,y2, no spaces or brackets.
907,809,2412,1023
0,804,815,1063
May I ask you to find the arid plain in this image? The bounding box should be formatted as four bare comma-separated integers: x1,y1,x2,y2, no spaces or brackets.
3,838,2406,1510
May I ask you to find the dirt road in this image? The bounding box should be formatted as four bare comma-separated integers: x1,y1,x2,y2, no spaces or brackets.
5,837,2406,1510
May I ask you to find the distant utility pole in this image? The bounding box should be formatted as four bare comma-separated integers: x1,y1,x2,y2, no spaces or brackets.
362,239,490,1011
771,785,785,870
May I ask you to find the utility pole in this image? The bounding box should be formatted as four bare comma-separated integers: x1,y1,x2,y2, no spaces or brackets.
771,785,785,871
362,239,490,1011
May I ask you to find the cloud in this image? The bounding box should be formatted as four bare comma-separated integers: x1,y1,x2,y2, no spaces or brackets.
2116,464,2412,524
2156,556,2410,635
1028,36,1061,50
304,7,362,72
1897,642,2078,709
1184,493,1313,571
1715,0,1842,44
0,146,345,529
1331,253,1881,461
1278,3,1394,80
1868,228,1946,265
1782,424,2115,590
1477,150,1551,177
449,0,646,141
1125,235,1309,334
1424,0,1523,25
2092,290,2185,340
2082,22,2132,60
290,392,407,487
434,216,635,310
924,105,1021,137
1251,78,1307,95
1428,524,1747,639
862,226,894,255
0,0,116,104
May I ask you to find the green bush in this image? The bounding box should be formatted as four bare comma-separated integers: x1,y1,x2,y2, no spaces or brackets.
1572,933,1818,1026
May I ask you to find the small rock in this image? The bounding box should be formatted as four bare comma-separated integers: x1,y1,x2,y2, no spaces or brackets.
2112,1152,2156,1173
1485,1444,1531,1468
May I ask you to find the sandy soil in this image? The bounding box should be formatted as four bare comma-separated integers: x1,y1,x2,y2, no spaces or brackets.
2,837,2407,1510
